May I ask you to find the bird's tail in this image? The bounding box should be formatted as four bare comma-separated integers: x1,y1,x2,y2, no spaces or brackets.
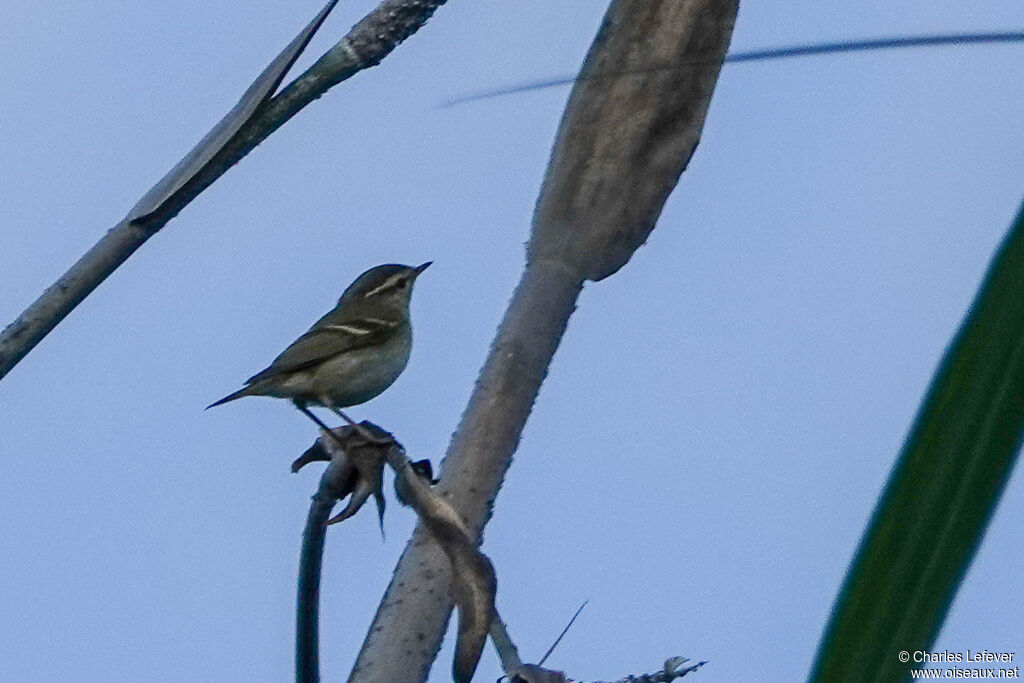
205,386,255,409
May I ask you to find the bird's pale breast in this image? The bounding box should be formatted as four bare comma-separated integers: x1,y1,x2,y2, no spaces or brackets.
311,326,412,407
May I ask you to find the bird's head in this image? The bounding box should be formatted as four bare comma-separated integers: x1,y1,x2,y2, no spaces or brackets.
340,262,431,307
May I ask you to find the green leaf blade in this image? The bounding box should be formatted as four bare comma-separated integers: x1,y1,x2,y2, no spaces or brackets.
810,200,1024,682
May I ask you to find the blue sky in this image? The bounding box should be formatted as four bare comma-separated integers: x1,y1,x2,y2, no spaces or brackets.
1,1,1022,680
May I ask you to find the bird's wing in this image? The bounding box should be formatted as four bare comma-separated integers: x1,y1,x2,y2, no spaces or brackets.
244,315,399,384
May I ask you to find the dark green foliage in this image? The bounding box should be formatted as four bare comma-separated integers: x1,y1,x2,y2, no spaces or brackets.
811,202,1024,681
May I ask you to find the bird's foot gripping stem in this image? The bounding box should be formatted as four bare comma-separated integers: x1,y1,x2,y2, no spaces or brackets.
327,407,395,447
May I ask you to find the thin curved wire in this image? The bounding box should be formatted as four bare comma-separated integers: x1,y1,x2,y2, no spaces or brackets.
442,30,1024,107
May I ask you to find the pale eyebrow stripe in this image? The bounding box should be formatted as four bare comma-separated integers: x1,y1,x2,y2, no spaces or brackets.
363,275,404,298
362,317,398,328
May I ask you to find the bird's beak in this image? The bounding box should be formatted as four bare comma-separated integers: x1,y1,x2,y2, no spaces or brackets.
414,261,433,276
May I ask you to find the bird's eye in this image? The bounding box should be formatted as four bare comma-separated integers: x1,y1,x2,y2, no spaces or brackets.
397,278,408,289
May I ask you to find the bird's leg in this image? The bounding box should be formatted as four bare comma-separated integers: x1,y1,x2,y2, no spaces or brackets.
325,404,394,446
328,407,359,429
292,400,351,451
